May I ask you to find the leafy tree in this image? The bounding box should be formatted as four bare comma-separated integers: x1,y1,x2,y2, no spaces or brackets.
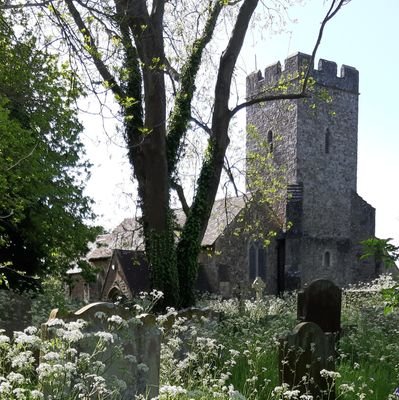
1,0,348,307
0,14,99,279
361,237,399,314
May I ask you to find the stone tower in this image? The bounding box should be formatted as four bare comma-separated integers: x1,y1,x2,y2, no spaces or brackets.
246,52,376,290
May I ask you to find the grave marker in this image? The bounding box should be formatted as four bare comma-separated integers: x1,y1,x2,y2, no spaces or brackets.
297,279,341,333
252,276,266,301
41,302,161,399
279,321,336,399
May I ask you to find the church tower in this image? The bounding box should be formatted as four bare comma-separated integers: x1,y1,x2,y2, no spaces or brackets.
246,53,376,290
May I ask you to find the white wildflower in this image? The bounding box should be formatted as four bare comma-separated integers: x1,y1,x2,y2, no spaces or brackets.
7,372,25,384
30,390,44,399
43,352,60,362
13,331,41,347
227,384,246,399
159,385,186,396
0,335,10,344
11,351,35,369
12,387,26,399
95,331,114,343
46,318,65,327
283,389,300,399
24,326,37,335
0,380,11,394
339,383,355,393
107,314,127,326
65,319,86,331
137,363,149,373
56,328,83,342
320,369,341,380
125,354,137,364
94,311,107,320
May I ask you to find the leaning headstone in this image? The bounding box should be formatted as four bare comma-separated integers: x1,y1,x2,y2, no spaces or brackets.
297,279,341,334
279,322,336,400
252,276,266,301
41,302,160,399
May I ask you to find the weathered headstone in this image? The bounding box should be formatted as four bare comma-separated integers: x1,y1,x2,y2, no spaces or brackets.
279,322,336,400
252,276,266,301
41,302,161,399
297,279,341,333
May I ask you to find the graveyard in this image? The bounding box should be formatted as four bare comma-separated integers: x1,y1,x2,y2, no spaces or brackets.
1,0,399,399
1,274,399,399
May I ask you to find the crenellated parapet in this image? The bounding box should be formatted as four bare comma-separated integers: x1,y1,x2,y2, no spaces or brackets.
246,52,359,98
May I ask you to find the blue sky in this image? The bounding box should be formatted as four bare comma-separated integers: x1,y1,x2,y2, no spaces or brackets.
83,0,399,245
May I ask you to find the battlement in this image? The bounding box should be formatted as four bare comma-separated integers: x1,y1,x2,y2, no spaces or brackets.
246,52,359,97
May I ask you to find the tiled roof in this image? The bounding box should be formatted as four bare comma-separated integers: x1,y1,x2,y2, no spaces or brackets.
87,196,246,261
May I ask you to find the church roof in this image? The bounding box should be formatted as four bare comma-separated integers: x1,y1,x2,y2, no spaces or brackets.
87,196,246,261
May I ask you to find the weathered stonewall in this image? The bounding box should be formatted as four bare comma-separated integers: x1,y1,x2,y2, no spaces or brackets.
279,321,336,399
297,279,342,334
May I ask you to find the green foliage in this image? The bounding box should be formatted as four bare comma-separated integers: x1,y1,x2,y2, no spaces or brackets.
361,237,399,269
337,278,399,398
360,238,399,314
30,276,84,326
0,14,100,279
159,281,399,399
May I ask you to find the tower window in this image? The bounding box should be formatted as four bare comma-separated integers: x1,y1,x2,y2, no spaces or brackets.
267,130,273,153
325,128,330,154
249,241,267,281
323,251,331,267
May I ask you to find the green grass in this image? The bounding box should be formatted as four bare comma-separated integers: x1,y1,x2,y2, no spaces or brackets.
160,276,399,399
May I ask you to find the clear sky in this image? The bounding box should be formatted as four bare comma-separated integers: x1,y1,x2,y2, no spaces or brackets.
83,0,399,245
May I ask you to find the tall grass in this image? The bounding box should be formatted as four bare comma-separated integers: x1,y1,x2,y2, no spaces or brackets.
160,275,399,399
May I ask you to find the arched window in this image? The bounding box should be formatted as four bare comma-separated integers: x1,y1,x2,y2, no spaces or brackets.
325,128,330,154
249,241,267,281
267,130,273,153
107,287,124,302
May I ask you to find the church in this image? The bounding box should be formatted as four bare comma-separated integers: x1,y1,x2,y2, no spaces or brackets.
68,52,377,303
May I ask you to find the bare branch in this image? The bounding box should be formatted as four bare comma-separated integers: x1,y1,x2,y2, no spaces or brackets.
190,116,212,136
303,0,347,91
171,180,190,216
231,0,347,117
231,92,308,117
6,141,38,171
64,0,125,100
223,156,240,198
0,1,51,9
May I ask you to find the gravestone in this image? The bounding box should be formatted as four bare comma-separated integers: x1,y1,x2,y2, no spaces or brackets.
252,276,266,301
279,322,336,400
297,279,341,333
41,302,161,399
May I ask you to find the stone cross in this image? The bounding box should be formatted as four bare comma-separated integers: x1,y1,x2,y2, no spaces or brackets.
297,279,342,334
279,321,336,399
252,276,266,300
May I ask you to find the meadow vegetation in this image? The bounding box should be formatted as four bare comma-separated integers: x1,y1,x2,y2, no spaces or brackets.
1,275,399,399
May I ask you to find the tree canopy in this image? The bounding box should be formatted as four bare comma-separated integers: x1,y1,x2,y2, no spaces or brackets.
0,14,99,278
0,0,348,306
